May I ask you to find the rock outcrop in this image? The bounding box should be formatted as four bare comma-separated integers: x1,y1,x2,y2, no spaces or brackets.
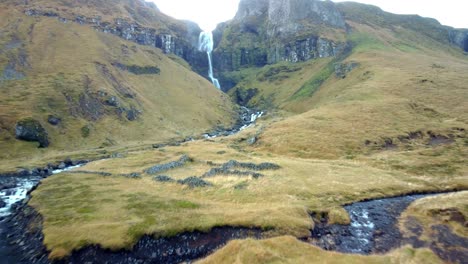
212,0,349,90
23,8,209,77
15,118,49,148
334,61,359,79
449,30,468,52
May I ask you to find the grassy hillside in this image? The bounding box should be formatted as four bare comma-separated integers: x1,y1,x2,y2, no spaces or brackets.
0,4,236,166
2,1,467,263
228,17,468,178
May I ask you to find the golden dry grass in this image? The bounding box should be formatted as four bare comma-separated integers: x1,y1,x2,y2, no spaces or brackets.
400,191,468,241
0,6,236,166
197,236,442,264
28,138,467,259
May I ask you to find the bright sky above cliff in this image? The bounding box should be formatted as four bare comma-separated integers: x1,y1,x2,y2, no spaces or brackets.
150,0,468,31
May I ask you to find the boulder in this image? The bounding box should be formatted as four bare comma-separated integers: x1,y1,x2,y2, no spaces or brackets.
104,96,119,107
335,61,359,78
15,118,50,148
247,136,257,145
126,108,141,121
47,115,61,126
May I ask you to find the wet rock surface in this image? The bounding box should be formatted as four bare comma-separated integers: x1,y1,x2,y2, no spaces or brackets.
311,192,468,263
311,194,428,254
0,204,49,264
63,227,261,264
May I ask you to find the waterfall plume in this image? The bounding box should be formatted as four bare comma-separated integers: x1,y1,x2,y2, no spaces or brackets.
198,31,221,89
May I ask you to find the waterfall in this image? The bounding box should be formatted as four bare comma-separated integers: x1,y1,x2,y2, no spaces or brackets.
198,31,221,89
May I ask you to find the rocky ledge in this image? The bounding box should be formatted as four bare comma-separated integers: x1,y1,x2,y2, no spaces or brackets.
24,9,209,77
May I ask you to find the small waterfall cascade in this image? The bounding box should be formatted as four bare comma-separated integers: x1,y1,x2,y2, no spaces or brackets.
198,31,221,89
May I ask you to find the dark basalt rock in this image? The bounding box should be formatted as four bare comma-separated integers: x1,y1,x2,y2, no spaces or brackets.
234,88,259,106
177,176,212,188
1,204,50,264
15,118,50,148
119,173,142,179
104,96,120,107
68,171,112,177
145,155,192,175
47,115,61,126
126,107,141,121
153,175,175,182
334,61,359,78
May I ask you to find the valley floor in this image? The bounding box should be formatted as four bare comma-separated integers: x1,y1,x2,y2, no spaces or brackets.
1,119,463,263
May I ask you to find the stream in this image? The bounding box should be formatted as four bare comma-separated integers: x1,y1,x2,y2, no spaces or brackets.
311,194,429,254
0,165,82,264
0,110,463,263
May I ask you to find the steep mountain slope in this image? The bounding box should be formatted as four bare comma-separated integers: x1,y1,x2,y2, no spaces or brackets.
1,1,467,263
210,0,468,176
0,0,236,163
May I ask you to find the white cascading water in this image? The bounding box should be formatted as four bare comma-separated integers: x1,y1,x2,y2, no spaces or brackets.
198,31,221,89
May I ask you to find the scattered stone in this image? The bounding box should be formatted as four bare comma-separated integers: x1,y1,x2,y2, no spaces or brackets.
382,138,397,150
15,118,49,148
247,136,257,145
64,158,74,166
68,171,112,177
177,177,212,188
168,141,181,147
144,155,192,175
203,168,263,179
201,160,279,179
153,175,175,183
427,131,455,146
57,162,66,170
104,96,119,107
152,144,166,149
126,108,140,121
0,200,6,208
221,160,281,171
120,173,141,179
47,115,61,126
97,90,108,97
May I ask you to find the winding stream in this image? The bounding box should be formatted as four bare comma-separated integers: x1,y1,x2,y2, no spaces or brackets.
311,194,429,254
0,110,462,262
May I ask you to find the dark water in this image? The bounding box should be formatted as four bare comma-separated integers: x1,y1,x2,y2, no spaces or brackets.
0,176,43,264
0,166,82,263
312,194,430,254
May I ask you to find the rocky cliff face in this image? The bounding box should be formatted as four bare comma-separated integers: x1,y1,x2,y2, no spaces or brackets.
449,30,468,52
336,2,468,53
23,9,209,75
213,0,349,90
